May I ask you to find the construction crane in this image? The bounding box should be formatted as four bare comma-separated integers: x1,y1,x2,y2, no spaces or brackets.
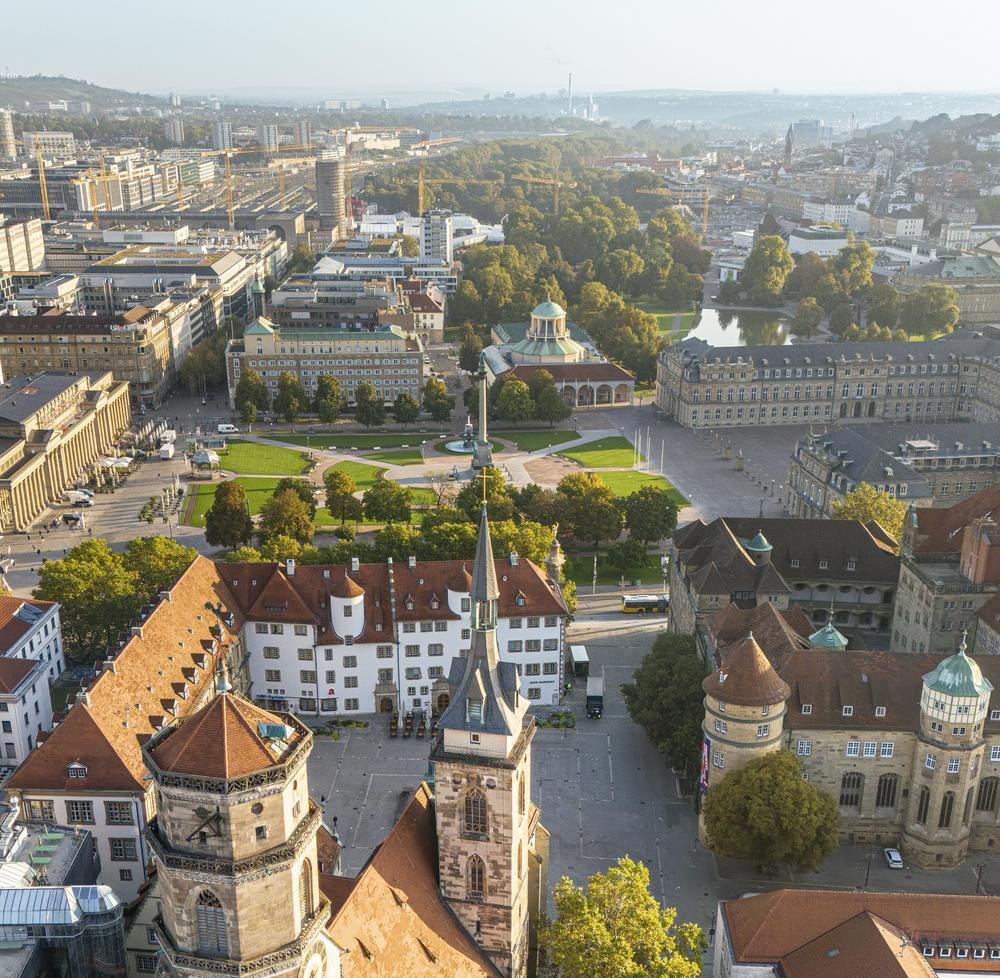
34,140,50,222
511,174,577,216
417,159,499,214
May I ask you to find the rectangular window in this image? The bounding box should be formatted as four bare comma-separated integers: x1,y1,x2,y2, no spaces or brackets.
842,705,854,717
343,656,357,668
875,706,886,717
403,622,416,633
294,624,308,636
297,648,313,661
527,688,541,700
525,663,541,676
796,740,812,756
326,670,337,683
509,618,522,629
27,800,54,822
880,742,894,758
756,724,770,738
110,838,137,861
299,670,316,684
377,646,393,658
405,668,421,680
263,646,280,659
948,758,960,774
255,623,268,634
926,753,937,770
543,662,558,675
136,954,158,973
863,741,877,758
420,621,432,632
527,616,540,628
270,624,284,635
105,802,133,825
992,746,1000,762
66,801,94,824
120,869,133,881
545,616,558,627
265,669,281,682
525,639,542,652
712,751,725,769
428,643,444,656
507,640,523,653
801,704,812,715
846,742,860,757
434,621,447,632
345,698,359,711
344,676,358,688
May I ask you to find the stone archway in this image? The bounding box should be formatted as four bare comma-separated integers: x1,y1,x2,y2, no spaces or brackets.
596,384,612,405
560,386,577,406
436,692,450,714
578,385,594,406
614,383,631,403
379,697,394,713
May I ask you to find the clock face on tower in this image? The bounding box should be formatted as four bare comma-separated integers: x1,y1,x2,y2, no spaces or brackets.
299,940,330,978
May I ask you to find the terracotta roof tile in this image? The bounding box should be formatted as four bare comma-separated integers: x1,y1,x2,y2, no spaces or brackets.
0,596,54,651
703,633,791,706
507,362,635,383
8,556,244,794
0,657,37,693
709,602,812,670
912,484,1000,555
149,692,302,779
326,784,499,978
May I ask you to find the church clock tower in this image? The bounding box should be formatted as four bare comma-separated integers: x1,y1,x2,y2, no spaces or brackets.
432,504,547,978
142,667,338,978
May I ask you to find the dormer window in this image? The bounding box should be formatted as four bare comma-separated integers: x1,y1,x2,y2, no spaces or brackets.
68,763,87,779
515,594,525,607
430,597,439,610
466,698,483,724
405,598,415,611
842,705,854,717
875,706,886,717
819,560,829,569
847,559,857,571
801,704,813,715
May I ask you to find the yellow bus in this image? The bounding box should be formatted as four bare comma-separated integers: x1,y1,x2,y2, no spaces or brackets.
621,594,669,614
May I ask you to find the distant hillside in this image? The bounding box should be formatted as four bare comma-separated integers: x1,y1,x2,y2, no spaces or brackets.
0,75,163,111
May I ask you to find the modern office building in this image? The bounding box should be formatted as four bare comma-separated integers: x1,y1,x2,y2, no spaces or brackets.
419,209,453,263
0,108,16,162
0,217,45,273
211,121,233,151
19,132,76,158
656,334,1000,430
315,158,347,237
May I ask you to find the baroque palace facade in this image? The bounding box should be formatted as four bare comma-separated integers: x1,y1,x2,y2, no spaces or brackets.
698,601,1000,868
656,333,1000,429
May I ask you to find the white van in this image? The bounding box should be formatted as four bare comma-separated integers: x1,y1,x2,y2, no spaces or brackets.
217,424,240,435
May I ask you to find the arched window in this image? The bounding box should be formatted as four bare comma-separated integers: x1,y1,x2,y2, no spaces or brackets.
839,772,864,811
976,777,999,814
467,855,485,898
195,891,227,956
963,787,975,827
464,789,487,835
875,773,898,811
518,777,525,817
916,786,930,824
299,860,314,918
939,791,955,829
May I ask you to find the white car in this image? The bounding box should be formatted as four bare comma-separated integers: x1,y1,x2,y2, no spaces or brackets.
883,847,903,869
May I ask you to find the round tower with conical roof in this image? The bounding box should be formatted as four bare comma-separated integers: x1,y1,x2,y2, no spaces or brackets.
698,632,791,845
143,672,338,978
901,633,994,868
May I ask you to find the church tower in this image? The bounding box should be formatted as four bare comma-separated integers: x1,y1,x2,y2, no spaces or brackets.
143,667,338,978
432,504,545,978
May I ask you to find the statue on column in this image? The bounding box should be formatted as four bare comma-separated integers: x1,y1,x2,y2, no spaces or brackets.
472,351,493,471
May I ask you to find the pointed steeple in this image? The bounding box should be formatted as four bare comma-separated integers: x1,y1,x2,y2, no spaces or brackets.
471,503,499,617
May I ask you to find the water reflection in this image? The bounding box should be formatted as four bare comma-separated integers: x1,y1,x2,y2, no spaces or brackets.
687,308,792,346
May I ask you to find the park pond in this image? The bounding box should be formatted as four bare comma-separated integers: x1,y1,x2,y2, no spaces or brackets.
686,308,794,346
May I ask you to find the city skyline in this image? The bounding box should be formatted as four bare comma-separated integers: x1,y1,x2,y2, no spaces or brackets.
5,0,1000,98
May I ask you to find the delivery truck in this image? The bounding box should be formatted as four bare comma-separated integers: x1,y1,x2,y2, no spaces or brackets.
586,676,604,719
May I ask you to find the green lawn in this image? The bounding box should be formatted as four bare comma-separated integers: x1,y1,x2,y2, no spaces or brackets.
564,552,666,586
559,436,641,468
368,448,425,466
326,460,386,490
493,429,580,452
183,477,285,526
595,471,687,505
636,300,700,336
268,432,444,450
219,439,308,476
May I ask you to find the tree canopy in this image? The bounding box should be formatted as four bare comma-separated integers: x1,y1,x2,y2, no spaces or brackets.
702,751,839,870
831,482,907,544
204,480,254,549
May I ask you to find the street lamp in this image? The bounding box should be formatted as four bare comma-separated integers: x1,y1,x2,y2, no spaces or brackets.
863,851,874,890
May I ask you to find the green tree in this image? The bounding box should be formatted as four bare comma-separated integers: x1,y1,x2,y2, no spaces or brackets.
489,519,556,566
717,279,741,304
416,520,479,561
354,382,386,428
831,482,907,544
392,391,421,428
323,469,362,524
622,633,706,773
286,244,316,274
865,282,900,327
541,857,704,978
596,248,645,295
273,372,309,428
455,467,516,521
33,540,142,665
526,368,556,403
225,545,263,562
703,751,839,870
606,538,648,577
422,377,453,423
791,296,824,339
372,523,422,562
899,284,960,336
204,480,254,548
178,333,228,394
234,369,270,420
827,300,856,336
313,375,345,424
363,479,412,524
623,485,679,546
495,378,535,425
535,382,572,426
556,472,622,548
274,478,317,518
259,488,314,543
122,538,198,598
834,240,875,296
458,327,484,374
741,234,794,305
258,535,304,562
785,251,829,298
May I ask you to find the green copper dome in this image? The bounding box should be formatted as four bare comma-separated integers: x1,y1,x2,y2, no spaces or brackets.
809,620,848,650
923,635,993,698
743,531,772,553
532,299,566,319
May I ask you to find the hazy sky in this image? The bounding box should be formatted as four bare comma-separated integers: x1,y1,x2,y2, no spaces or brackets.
6,0,1000,97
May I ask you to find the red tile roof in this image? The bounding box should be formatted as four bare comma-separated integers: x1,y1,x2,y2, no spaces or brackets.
8,556,244,795
0,596,54,652
703,633,791,706
149,692,303,779
507,362,634,383
326,784,499,978
0,657,37,694
912,484,1000,555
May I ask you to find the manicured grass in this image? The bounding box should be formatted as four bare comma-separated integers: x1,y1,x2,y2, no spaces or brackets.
595,471,687,505
268,432,444,450
326,460,386,490
368,448,425,465
559,436,642,468
493,429,580,452
219,439,308,476
564,552,666,586
183,477,284,526
636,300,699,336
408,487,438,506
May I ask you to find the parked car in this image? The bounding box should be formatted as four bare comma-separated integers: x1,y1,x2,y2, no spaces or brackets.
883,847,903,869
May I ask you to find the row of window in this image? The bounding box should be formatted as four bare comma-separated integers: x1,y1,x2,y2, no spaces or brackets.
695,362,960,382
26,799,133,825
